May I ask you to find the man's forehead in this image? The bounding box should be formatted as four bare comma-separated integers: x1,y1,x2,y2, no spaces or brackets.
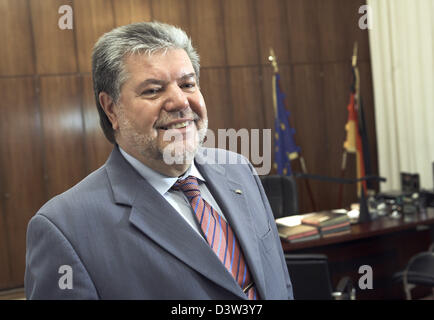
124,49,195,79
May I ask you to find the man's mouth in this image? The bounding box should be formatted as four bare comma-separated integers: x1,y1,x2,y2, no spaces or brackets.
157,120,194,131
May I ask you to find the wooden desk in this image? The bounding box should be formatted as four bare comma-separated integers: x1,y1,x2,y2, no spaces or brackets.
281,208,434,299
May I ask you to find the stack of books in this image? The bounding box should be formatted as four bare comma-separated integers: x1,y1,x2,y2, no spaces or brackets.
301,210,351,238
275,216,320,243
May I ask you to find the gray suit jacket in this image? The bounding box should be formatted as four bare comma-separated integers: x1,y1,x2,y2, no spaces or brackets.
25,146,293,299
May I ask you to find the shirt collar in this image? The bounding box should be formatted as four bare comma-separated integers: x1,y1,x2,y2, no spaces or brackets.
119,147,205,196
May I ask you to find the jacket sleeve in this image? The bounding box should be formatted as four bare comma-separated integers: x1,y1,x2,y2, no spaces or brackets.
25,214,99,300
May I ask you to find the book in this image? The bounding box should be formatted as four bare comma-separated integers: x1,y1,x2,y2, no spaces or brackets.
301,210,350,228
320,221,351,233
276,211,351,242
321,224,351,235
277,224,319,242
288,233,321,243
322,228,351,238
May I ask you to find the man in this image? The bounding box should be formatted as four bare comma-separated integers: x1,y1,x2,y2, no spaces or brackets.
25,22,293,300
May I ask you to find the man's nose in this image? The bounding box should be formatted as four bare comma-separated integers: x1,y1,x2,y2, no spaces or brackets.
163,85,189,112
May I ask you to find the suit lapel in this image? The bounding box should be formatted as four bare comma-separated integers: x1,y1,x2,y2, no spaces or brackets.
195,154,267,299
105,146,246,299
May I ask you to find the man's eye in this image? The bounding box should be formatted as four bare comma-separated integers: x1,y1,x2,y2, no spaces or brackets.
181,83,196,90
142,88,161,95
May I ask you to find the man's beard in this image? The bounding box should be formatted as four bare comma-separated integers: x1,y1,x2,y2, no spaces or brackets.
117,109,208,165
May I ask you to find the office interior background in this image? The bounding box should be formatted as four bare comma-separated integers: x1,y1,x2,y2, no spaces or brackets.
0,0,433,299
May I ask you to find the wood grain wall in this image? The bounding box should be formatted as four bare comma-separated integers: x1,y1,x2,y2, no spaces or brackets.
0,0,377,290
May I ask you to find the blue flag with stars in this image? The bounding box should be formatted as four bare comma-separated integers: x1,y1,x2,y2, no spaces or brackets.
272,73,301,176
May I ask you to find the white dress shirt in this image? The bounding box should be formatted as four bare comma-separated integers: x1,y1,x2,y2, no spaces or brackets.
119,147,227,237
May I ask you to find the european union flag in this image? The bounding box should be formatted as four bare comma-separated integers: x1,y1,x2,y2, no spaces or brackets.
273,73,301,176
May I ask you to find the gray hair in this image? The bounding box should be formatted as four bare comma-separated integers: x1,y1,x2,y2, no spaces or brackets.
92,21,200,143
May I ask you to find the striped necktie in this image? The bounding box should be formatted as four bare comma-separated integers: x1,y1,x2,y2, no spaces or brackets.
172,175,258,300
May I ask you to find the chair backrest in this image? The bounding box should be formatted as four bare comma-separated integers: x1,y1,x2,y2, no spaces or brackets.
392,244,434,299
404,252,434,287
401,250,434,299
285,254,334,300
260,175,298,219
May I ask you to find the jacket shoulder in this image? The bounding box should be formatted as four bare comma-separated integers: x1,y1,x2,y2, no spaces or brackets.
36,166,111,221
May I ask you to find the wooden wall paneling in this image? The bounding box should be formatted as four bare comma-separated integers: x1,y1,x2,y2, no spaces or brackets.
81,75,113,174
322,62,358,208
39,76,86,199
228,67,265,130
222,0,260,66
0,207,11,289
151,0,190,33
188,0,226,68
199,68,232,134
290,65,326,167
112,0,152,27
29,0,78,74
291,64,329,212
286,0,320,64
0,84,10,289
0,0,35,76
316,0,370,63
322,63,351,177
337,0,371,62
227,67,265,164
317,0,350,63
0,77,46,287
255,0,290,65
260,66,278,176
261,66,276,133
73,0,115,73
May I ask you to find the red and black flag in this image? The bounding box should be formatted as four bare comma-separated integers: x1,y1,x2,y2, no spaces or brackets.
340,43,372,203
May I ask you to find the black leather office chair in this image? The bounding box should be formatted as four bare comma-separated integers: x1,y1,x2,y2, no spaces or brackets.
393,243,434,300
285,254,356,300
260,175,298,219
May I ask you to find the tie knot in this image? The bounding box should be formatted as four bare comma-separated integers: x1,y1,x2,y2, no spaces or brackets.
172,176,200,195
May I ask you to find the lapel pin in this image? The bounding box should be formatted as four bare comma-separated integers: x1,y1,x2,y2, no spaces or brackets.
234,189,243,195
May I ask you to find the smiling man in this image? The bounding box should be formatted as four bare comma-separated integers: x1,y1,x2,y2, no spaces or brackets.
25,22,293,300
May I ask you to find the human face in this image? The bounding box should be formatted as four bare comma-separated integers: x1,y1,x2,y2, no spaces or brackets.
112,49,208,175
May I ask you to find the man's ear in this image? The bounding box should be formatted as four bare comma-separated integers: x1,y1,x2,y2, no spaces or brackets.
99,92,119,130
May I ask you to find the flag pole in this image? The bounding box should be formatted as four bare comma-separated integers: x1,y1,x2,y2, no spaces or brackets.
269,48,278,116
338,42,367,208
268,48,317,212
352,43,367,195
337,43,357,207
